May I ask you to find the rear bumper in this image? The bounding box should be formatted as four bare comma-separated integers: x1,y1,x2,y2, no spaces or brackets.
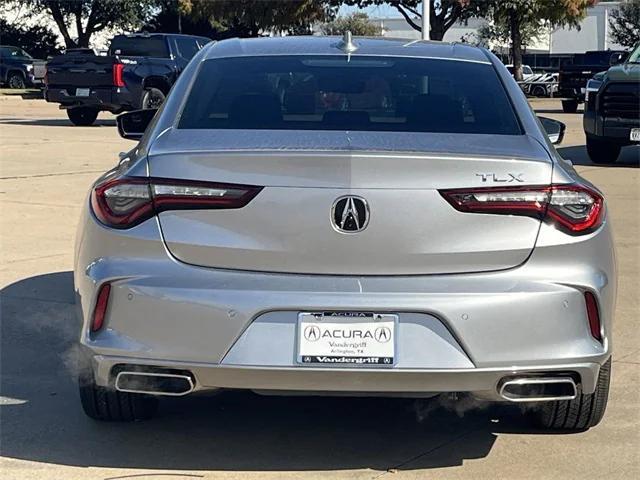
44,86,136,112
91,354,603,400
75,207,616,398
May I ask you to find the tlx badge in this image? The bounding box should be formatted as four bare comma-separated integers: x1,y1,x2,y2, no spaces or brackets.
476,173,524,183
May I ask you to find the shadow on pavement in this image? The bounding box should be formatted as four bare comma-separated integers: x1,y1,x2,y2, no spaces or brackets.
558,144,639,167
1,272,572,472
0,118,116,127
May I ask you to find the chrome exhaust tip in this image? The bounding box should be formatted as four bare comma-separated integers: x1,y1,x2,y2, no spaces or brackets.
115,371,194,396
499,377,577,402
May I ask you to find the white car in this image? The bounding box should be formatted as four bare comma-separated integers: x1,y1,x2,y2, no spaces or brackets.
506,64,535,81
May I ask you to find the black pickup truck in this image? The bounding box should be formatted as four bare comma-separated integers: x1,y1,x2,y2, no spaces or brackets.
1,45,46,88
583,42,640,163
558,50,627,113
45,33,209,125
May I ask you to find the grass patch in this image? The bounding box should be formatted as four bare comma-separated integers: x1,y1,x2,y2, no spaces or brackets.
0,88,44,99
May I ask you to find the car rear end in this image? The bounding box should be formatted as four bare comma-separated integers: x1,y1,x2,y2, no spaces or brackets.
558,66,596,102
45,35,172,113
45,52,135,113
74,40,616,427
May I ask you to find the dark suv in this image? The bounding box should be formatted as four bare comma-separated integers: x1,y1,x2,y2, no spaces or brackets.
0,45,36,88
558,50,627,113
583,43,640,163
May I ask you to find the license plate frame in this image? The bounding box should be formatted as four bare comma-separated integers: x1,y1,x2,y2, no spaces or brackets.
630,128,640,142
296,312,397,367
75,88,90,97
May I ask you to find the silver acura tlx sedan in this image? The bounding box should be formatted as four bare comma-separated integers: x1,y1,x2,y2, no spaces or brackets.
75,35,616,430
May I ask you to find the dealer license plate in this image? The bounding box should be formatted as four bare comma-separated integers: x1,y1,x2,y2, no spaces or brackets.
75,88,90,97
297,312,396,366
630,129,640,142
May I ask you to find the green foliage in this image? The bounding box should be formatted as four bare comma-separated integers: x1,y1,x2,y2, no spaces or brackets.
180,0,336,37
321,12,382,36
486,0,594,31
478,19,545,50
483,0,594,80
11,0,158,48
0,18,61,58
609,0,640,48
337,1,490,40
144,0,219,38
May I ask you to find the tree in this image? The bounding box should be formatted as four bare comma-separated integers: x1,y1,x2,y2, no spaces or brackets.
609,0,640,48
0,18,61,58
145,0,220,38
179,0,336,37
10,0,157,48
321,12,382,36
478,17,546,55
484,1,595,81
338,1,490,40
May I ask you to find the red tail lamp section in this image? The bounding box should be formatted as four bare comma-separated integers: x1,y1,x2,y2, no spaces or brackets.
113,63,125,87
584,291,602,341
439,184,604,235
90,176,263,229
91,283,111,332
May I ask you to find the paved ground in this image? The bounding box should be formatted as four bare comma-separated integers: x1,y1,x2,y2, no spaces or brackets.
0,96,638,480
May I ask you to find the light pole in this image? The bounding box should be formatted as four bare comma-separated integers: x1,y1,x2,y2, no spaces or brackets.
422,0,430,40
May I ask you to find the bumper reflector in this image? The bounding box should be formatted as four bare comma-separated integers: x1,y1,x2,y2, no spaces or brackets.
91,283,111,332
584,291,602,341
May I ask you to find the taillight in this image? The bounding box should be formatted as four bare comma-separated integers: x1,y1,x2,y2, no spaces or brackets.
91,283,111,332
90,177,263,229
113,63,125,87
440,184,604,235
584,291,602,341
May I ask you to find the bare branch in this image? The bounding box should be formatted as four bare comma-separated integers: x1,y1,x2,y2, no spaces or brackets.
389,1,422,32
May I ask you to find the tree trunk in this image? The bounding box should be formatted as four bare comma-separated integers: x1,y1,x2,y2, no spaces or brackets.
509,9,524,82
431,16,445,41
77,26,91,48
48,5,78,49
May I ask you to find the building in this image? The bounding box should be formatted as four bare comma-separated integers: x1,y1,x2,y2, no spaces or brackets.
550,1,628,53
373,1,630,55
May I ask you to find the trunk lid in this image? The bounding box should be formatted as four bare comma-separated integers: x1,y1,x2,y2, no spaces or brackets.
148,130,552,275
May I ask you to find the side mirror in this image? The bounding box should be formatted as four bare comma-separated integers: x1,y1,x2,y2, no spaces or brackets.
116,109,157,141
538,116,566,145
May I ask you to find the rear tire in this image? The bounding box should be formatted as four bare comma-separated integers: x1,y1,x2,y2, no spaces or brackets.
587,137,621,164
7,71,26,89
142,87,166,109
531,85,546,97
67,107,99,126
562,99,579,113
78,363,158,422
533,358,611,431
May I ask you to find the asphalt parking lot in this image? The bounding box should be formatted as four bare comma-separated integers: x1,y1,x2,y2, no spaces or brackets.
0,94,638,480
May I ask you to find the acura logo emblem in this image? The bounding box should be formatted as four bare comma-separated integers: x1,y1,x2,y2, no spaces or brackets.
331,196,369,233
374,326,392,343
304,325,321,342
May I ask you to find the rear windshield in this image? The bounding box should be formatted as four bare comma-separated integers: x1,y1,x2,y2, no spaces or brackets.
109,36,169,58
179,55,522,135
582,51,624,66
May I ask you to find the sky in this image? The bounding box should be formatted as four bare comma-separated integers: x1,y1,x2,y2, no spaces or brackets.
338,3,403,18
